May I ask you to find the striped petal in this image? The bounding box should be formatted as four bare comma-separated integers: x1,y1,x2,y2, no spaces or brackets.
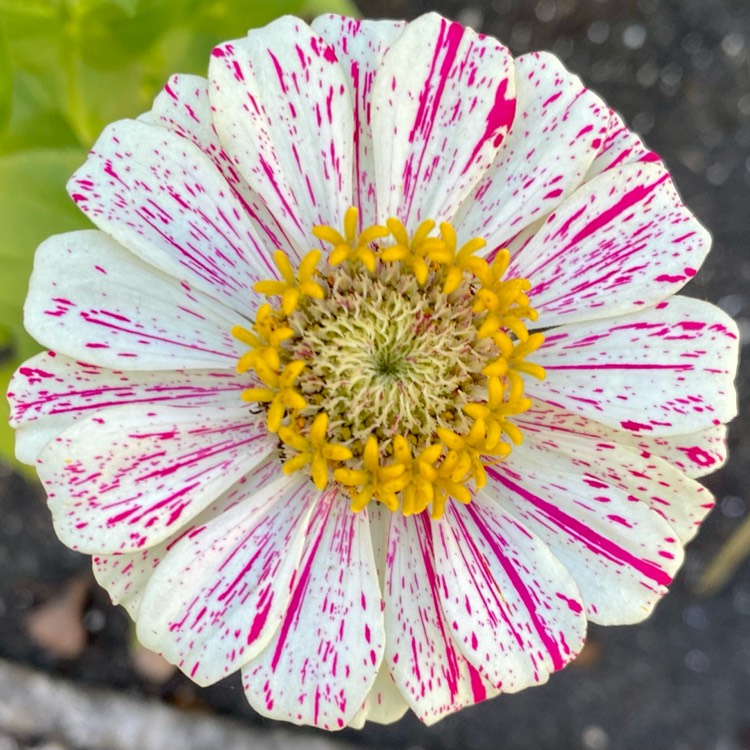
516,401,727,479
435,498,586,691
36,403,274,553
631,425,728,478
513,162,711,328
311,15,406,228
68,120,273,318
372,12,515,228
151,74,299,256
512,411,715,543
529,296,739,435
8,351,244,464
242,492,384,730
384,513,498,724
585,108,661,180
209,17,353,250
488,433,686,624
25,231,244,371
136,476,317,685
92,458,280,618
455,51,609,252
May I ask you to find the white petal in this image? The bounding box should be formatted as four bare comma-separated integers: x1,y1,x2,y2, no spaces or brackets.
455,51,609,251
209,17,353,249
487,436,685,625
24,231,244,371
92,458,281,619
630,425,728,478
359,661,410,725
36,403,274,553
434,499,586,691
311,15,406,228
513,409,715,543
68,120,273,318
384,513,498,725
517,400,726,478
136,475,317,686
8,351,244,464
242,494,384,730
151,74,301,255
513,162,711,328
529,296,739,435
584,108,660,180
372,12,515,228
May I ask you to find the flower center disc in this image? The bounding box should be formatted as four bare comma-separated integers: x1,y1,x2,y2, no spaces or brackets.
291,262,490,445
233,208,546,519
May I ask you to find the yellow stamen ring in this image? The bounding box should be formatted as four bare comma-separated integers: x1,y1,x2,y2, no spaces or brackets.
233,209,545,519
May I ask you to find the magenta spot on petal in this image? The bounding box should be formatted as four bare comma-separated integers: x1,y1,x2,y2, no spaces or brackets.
556,593,583,614
620,420,654,432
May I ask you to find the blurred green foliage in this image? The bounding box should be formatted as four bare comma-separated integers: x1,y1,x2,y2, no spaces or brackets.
0,0,358,473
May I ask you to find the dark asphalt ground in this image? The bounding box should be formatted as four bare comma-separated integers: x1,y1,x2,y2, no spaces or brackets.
1,1,749,749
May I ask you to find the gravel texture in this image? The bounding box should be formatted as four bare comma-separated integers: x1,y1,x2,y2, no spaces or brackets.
1,1,749,749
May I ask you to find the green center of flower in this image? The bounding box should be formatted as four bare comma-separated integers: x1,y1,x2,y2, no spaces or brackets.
232,208,545,519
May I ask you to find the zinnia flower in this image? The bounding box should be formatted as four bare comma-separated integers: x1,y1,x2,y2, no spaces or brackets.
8,12,738,730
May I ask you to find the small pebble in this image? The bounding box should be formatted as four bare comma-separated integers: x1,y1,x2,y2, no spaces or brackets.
660,62,684,88
581,725,610,750
632,111,655,135
636,61,660,88
685,649,711,673
587,21,610,45
738,94,750,116
82,608,106,634
456,7,483,31
706,162,731,186
719,494,746,516
733,589,750,615
683,604,708,630
535,0,557,23
623,24,647,50
722,32,745,58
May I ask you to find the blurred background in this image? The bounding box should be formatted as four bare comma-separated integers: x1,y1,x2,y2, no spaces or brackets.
0,1,748,749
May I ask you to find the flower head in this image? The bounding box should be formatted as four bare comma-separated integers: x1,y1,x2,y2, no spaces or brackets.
8,12,738,730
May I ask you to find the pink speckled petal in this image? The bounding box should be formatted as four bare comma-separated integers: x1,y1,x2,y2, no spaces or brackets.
584,108,661,180
511,162,710,328
513,408,715,543
371,12,515,229
631,425,728,479
311,15,406,228
208,17,353,248
516,401,727,480
384,513,498,725
92,458,280,619
488,432,686,625
67,121,274,319
24,231,243,371
434,498,585,691
357,662,410,725
151,73,301,256
136,475,317,686
8,351,245,464
529,296,739,436
455,51,609,252
36,403,275,554
242,492,384,730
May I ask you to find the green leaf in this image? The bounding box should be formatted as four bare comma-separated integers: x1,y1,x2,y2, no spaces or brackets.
0,24,11,132
0,147,90,470
301,0,360,17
